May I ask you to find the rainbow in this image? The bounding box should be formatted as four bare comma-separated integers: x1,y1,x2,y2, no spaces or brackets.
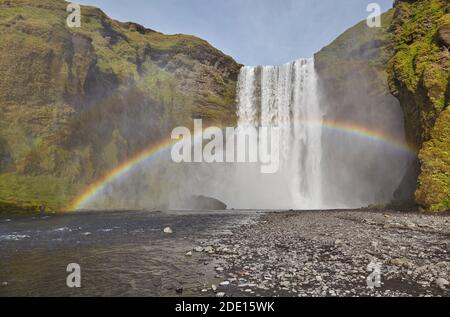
66,120,417,211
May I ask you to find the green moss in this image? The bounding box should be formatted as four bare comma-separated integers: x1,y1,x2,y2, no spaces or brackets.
0,0,240,213
0,173,76,211
388,0,449,144
416,107,450,212
387,0,449,212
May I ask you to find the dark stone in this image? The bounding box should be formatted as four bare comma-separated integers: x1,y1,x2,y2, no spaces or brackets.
392,157,421,208
184,195,227,210
438,25,450,49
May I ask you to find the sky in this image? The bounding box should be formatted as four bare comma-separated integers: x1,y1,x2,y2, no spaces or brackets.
76,0,394,66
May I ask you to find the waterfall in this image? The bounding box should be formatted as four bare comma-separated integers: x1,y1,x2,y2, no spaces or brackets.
236,58,325,209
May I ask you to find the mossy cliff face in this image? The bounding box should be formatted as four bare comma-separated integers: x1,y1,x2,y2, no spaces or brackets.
0,0,241,212
388,0,449,211
316,0,449,212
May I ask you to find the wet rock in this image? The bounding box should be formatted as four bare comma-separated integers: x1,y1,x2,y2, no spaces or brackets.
163,227,173,234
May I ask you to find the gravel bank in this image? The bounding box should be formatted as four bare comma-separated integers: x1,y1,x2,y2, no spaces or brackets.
192,210,450,297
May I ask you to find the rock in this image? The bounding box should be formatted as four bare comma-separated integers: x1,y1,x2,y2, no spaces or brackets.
211,284,217,292
215,267,224,272
163,227,173,234
182,195,227,210
334,239,343,246
438,24,450,48
390,258,414,269
175,287,183,294
316,276,323,282
216,292,225,298
194,246,204,252
220,281,230,286
204,246,214,253
435,278,449,290
185,251,193,256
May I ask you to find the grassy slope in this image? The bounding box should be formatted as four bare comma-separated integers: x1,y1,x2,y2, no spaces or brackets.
388,0,449,211
0,0,241,212
315,9,395,96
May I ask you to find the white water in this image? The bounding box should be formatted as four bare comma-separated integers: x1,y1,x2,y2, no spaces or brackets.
235,58,325,209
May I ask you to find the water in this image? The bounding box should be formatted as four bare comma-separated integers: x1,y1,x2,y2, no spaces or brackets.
0,210,260,296
235,58,324,209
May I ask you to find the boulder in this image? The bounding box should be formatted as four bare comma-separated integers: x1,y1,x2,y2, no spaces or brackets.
184,195,227,210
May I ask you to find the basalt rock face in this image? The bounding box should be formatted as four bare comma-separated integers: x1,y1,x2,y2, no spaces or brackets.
388,0,449,211
0,0,241,211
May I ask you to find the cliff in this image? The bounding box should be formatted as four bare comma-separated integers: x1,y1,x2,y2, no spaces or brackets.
388,0,449,211
316,0,449,212
0,0,241,212
314,9,417,207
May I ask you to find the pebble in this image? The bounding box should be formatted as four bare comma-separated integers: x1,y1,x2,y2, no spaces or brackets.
196,210,450,297
435,278,449,290
163,227,173,234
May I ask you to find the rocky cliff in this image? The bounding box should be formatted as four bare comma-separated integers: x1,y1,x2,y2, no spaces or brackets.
0,0,241,212
316,0,449,212
1,0,448,213
315,9,416,207
388,0,449,211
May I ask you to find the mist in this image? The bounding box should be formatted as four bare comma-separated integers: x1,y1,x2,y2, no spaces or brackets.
82,55,413,211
